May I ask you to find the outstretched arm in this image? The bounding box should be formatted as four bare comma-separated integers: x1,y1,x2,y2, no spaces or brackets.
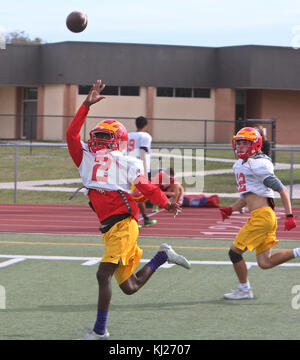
66,104,89,167
66,80,106,167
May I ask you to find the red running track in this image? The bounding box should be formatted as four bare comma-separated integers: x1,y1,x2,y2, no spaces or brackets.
0,203,300,240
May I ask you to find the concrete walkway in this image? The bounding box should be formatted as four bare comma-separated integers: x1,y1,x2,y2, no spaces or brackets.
1,157,299,198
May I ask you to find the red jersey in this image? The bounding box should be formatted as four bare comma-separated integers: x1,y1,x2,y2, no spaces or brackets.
66,104,169,223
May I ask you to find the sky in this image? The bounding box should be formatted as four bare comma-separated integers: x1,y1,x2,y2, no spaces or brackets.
1,0,300,48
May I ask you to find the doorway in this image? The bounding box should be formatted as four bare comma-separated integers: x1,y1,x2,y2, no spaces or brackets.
22,87,38,140
235,90,246,133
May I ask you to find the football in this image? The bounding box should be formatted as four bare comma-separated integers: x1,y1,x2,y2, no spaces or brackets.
66,11,88,33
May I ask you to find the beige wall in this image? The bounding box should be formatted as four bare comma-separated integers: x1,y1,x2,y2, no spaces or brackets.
74,87,216,143
3,85,300,145
43,85,64,140
0,86,17,138
21,85,218,143
247,89,300,145
152,89,215,142
76,87,147,141
214,88,236,143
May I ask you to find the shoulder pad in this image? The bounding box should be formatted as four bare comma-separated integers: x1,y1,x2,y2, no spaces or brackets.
253,153,272,162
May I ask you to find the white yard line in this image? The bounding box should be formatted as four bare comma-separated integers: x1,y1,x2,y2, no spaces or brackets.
0,254,300,269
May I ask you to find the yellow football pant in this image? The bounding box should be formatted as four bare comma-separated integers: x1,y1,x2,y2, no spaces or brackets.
101,216,143,284
234,206,278,255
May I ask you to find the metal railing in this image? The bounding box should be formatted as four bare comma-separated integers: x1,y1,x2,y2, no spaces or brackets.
0,113,276,149
0,143,299,204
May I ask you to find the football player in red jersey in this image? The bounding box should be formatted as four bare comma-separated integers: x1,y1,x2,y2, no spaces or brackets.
153,168,184,206
66,80,191,340
219,127,298,300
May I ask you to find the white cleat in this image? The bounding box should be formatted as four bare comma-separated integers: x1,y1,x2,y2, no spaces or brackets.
159,243,191,270
224,288,254,300
77,328,110,340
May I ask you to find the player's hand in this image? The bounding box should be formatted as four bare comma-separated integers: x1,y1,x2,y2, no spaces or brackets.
284,215,296,231
84,80,106,107
166,202,182,216
219,206,233,221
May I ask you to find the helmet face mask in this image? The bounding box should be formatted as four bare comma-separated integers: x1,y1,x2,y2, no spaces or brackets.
232,127,262,159
235,139,251,158
88,120,128,153
89,130,116,152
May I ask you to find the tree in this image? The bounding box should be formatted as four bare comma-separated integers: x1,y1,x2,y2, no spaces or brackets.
5,30,45,44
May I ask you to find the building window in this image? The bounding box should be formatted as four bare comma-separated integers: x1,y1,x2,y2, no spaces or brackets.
78,85,139,96
120,86,139,96
157,87,173,97
78,85,91,95
102,86,119,95
156,87,211,98
175,88,192,98
193,88,211,98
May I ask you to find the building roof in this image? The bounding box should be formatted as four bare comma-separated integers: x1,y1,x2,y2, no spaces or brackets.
1,41,300,89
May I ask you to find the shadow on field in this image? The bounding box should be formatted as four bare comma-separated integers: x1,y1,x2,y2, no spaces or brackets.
1,297,274,313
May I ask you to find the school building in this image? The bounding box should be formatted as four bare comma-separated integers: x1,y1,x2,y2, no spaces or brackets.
0,41,300,144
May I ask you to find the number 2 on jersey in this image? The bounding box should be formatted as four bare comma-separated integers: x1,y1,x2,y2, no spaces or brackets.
236,173,247,192
92,155,112,183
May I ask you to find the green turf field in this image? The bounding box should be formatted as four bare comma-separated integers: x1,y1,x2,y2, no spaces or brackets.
1,233,300,340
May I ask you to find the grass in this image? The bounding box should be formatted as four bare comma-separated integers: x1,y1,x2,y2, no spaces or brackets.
0,146,78,182
1,233,300,340
0,144,300,205
0,189,86,204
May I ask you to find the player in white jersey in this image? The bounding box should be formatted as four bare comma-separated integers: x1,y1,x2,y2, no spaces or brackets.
219,127,299,300
128,117,152,177
128,116,157,227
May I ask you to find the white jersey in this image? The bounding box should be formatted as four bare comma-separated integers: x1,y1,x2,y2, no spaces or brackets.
233,154,274,198
79,142,144,193
127,131,152,174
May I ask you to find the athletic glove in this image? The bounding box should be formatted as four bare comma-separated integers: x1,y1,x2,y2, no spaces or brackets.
284,214,296,231
219,206,233,221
